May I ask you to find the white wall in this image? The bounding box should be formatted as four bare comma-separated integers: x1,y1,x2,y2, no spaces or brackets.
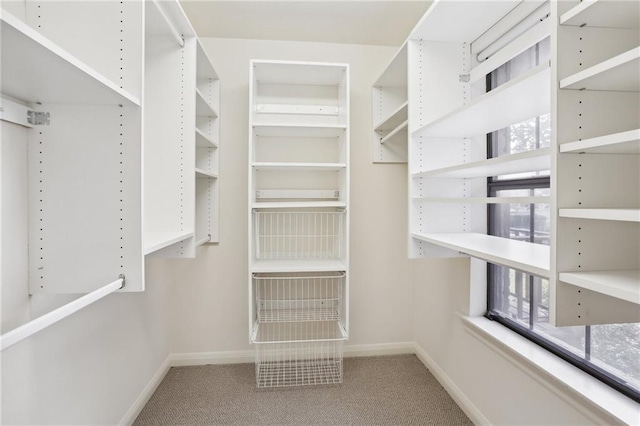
161,37,413,354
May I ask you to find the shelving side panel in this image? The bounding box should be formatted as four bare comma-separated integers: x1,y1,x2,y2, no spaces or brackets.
143,35,196,258
28,105,143,294
25,1,143,99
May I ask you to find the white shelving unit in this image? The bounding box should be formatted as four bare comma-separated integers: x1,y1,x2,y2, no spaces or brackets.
1,1,221,293
249,60,349,387
552,0,640,325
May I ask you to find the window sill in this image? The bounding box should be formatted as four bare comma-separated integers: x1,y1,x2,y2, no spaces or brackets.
459,314,640,425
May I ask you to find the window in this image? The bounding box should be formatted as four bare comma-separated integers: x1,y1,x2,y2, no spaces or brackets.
486,41,640,403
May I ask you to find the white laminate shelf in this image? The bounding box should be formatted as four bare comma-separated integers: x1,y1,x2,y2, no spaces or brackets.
195,128,218,148
560,47,640,91
559,208,640,222
196,88,218,117
560,0,640,28
144,231,194,255
252,259,347,273
252,162,346,172
560,129,640,154
253,123,347,138
412,148,550,179
412,63,550,139
196,40,218,80
374,43,407,87
374,101,408,132
195,168,218,179
412,232,550,277
380,121,408,145
196,235,212,247
252,201,347,209
1,12,139,106
413,196,549,204
559,270,640,305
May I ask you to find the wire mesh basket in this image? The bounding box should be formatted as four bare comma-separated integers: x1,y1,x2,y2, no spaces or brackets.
253,321,346,388
254,210,345,260
254,272,346,324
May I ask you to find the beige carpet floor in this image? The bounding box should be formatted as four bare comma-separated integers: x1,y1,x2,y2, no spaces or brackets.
134,354,473,425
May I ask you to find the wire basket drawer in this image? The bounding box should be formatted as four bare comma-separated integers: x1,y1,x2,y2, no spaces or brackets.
253,321,346,388
254,272,345,324
254,211,345,260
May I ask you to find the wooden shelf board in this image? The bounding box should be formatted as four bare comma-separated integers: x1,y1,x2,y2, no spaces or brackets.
196,88,218,117
413,63,550,138
374,101,408,132
560,0,640,28
253,162,346,171
195,168,218,179
414,196,549,204
1,12,139,106
252,201,347,209
559,270,640,305
195,128,218,148
252,259,347,273
412,232,550,277
559,208,640,222
560,47,640,91
412,148,550,179
144,231,194,255
560,129,640,154
253,123,347,138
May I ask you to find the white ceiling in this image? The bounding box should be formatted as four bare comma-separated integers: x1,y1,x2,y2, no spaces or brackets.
179,1,432,46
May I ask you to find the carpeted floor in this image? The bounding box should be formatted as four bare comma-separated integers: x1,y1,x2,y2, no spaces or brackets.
134,354,473,425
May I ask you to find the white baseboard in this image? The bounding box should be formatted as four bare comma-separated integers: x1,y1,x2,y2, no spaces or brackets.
344,341,415,358
119,354,172,426
171,350,254,366
413,343,490,426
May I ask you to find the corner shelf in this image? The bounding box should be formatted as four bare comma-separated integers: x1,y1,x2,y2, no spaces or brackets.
413,196,549,204
195,128,218,148
252,162,346,172
559,270,640,305
412,148,550,179
412,232,550,278
560,129,640,154
374,101,408,132
559,208,640,222
196,88,218,117
559,47,640,91
195,168,218,179
144,231,194,255
1,12,139,106
560,0,640,28
412,63,550,139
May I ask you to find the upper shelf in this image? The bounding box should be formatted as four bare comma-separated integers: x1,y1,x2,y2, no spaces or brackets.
374,101,408,133
412,148,550,179
374,44,407,87
253,60,346,86
560,47,640,91
251,258,347,273
560,128,640,154
559,270,640,305
196,40,218,80
413,196,550,204
253,124,347,138
560,0,640,28
253,162,346,172
252,201,347,209
559,208,640,223
1,12,139,106
412,232,550,278
413,63,550,139
196,88,218,117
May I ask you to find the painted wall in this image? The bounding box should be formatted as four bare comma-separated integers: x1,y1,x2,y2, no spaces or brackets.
162,38,413,354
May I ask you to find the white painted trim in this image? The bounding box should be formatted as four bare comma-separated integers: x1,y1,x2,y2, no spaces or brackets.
344,341,415,358
171,350,255,366
413,343,491,426
119,354,172,426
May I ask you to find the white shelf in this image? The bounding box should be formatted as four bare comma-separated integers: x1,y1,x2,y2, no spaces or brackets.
196,40,218,80
374,101,408,132
253,123,347,138
1,12,139,106
414,196,550,204
196,88,218,117
413,63,550,139
144,231,194,255
560,129,640,154
252,201,347,209
252,259,347,273
559,208,640,222
560,0,640,28
196,235,212,247
195,168,218,179
412,148,550,179
412,232,550,277
253,60,346,86
380,121,408,145
560,47,640,91
559,270,640,305
253,162,346,172
195,128,218,148
374,43,407,88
